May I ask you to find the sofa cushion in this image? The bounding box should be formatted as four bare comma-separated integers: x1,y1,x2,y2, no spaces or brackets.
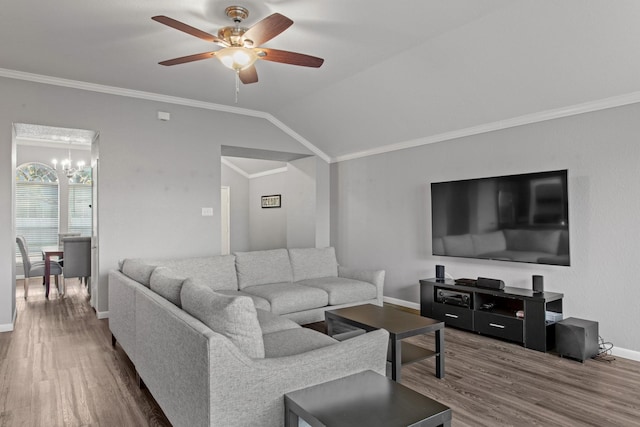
163,256,237,291
234,249,293,289
289,247,338,282
481,250,556,263
121,259,157,287
472,231,507,255
432,237,445,255
256,308,300,335
215,290,271,311
297,277,377,305
504,229,561,254
180,280,264,358
262,328,337,358
242,282,329,315
442,234,476,257
150,267,186,307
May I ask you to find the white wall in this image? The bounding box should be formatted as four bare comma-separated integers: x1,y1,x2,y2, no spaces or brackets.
249,173,287,250
331,103,640,354
286,157,316,249
315,158,331,248
221,162,250,252
0,76,316,321
0,130,16,332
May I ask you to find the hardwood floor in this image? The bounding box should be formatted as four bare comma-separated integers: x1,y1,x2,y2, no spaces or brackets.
2,289,638,426
0,279,171,427
386,305,640,427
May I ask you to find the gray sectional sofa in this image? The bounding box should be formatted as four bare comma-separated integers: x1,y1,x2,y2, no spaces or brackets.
108,247,389,427
433,228,569,265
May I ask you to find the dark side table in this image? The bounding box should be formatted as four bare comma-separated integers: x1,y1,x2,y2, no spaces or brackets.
284,370,452,427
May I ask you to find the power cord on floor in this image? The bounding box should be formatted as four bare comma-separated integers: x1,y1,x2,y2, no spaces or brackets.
593,335,615,362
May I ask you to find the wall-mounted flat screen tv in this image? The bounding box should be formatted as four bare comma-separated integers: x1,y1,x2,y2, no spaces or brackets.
431,169,570,266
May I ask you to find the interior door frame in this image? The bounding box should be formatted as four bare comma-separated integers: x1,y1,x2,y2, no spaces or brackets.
221,186,230,255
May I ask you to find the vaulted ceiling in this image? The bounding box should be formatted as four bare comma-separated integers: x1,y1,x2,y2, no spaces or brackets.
3,1,640,161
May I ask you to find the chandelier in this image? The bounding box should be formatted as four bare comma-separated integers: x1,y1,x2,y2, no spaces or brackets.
52,144,85,178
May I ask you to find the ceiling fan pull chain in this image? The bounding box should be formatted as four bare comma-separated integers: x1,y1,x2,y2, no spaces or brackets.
235,70,240,103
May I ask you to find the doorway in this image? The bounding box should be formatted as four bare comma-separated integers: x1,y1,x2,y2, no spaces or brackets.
221,186,230,255
13,123,99,304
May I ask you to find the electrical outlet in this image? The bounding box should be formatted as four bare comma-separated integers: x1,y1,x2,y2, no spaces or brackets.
201,207,214,216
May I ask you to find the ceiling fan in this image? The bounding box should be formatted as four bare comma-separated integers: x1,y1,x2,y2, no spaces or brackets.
152,6,324,85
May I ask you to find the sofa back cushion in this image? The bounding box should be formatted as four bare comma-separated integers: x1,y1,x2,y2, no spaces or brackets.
180,279,265,358
289,247,338,282
163,256,237,291
442,234,475,257
121,259,158,287
150,267,186,307
504,229,561,254
471,231,507,255
234,249,293,289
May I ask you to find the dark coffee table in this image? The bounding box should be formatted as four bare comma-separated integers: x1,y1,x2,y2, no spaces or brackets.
325,304,444,381
284,370,452,427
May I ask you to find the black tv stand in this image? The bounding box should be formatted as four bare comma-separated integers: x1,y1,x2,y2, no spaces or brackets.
420,278,563,352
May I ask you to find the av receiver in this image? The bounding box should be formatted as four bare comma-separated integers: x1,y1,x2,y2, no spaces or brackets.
436,289,471,308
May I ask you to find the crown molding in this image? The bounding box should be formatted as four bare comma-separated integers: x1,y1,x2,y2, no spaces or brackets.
5,68,640,166
221,157,287,179
0,68,331,163
331,90,640,163
220,158,250,178
249,167,288,179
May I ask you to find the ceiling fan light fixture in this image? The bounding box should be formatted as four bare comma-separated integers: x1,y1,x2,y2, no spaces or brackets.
217,47,257,71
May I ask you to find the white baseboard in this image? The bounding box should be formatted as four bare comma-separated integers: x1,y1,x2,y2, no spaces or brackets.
612,347,640,362
382,297,640,362
383,296,420,311
96,310,109,319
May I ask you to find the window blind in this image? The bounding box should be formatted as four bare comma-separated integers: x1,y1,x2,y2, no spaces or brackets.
68,183,92,236
16,182,59,256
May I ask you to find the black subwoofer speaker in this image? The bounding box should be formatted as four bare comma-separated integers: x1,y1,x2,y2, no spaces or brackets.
555,317,599,362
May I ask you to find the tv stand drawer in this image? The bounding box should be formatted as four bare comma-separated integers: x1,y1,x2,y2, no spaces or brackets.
474,311,523,343
433,303,472,330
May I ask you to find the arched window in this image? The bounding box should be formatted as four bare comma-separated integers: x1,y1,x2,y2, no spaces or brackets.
15,162,59,256
68,167,92,236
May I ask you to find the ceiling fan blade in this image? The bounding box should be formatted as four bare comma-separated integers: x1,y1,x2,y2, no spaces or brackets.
159,51,216,66
239,66,259,84
152,16,229,47
243,13,293,47
256,48,324,68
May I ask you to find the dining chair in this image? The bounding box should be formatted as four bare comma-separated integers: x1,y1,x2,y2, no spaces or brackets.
58,232,81,246
16,235,62,299
62,236,92,295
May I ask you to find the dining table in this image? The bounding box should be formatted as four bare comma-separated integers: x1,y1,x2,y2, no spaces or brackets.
41,245,63,298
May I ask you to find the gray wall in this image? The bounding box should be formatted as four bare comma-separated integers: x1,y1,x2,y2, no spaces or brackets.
249,172,287,250
286,157,316,249
221,162,250,252
0,76,319,322
331,102,640,353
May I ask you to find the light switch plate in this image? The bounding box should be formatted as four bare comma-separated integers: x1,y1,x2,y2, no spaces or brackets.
201,207,214,216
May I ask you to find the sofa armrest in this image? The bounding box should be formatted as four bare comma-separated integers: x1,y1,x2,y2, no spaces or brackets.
338,266,385,306
212,328,390,426
108,269,138,364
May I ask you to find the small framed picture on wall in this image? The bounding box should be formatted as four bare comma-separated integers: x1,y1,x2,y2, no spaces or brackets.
261,194,281,208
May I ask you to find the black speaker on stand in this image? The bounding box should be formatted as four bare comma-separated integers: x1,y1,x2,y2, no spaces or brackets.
435,265,445,281
532,275,544,293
